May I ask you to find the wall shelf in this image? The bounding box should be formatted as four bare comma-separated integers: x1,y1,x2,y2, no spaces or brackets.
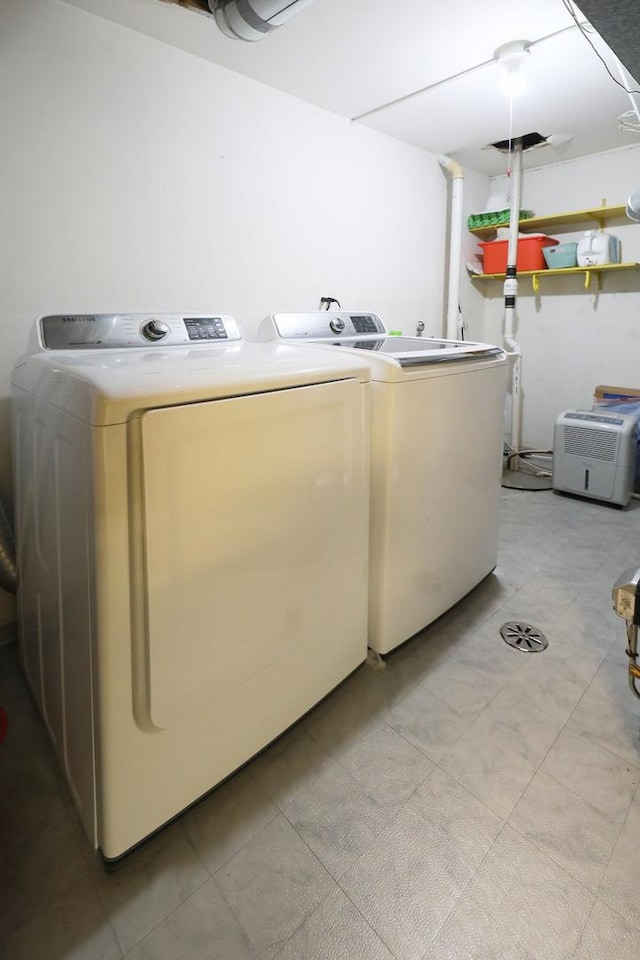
471,261,639,292
469,204,627,240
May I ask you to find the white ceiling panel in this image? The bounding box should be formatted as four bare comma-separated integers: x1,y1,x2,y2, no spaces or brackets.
359,28,635,175
62,0,640,175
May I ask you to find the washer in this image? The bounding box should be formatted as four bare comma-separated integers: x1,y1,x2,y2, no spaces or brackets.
12,313,371,860
258,312,507,654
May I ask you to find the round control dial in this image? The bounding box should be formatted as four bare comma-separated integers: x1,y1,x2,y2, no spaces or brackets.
142,319,170,341
329,317,345,335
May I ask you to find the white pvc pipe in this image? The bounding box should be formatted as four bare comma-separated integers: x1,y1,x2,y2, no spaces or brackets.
438,156,465,340
504,139,523,466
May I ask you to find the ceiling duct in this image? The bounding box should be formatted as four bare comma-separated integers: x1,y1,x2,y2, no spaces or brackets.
626,191,640,223
209,0,315,41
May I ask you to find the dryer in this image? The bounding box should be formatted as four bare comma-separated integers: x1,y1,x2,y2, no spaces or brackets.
258,312,507,655
12,313,371,860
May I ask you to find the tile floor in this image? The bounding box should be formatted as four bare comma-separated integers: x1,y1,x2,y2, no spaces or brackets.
2,488,640,959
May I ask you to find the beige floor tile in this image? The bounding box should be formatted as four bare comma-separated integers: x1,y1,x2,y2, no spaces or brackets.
284,759,388,879
338,777,502,960
0,807,89,939
624,782,640,837
91,824,209,955
404,767,504,867
182,768,279,874
491,653,590,726
599,823,640,930
419,656,506,719
2,878,121,960
383,680,470,762
0,713,67,854
567,686,640,768
573,898,640,960
335,720,434,810
509,770,621,891
424,826,594,960
540,726,639,824
303,666,388,758
449,624,525,683
215,814,336,959
250,724,331,811
439,697,560,820
126,877,257,960
275,888,394,960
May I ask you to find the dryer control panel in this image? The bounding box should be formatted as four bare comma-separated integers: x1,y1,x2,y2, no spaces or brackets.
38,314,242,350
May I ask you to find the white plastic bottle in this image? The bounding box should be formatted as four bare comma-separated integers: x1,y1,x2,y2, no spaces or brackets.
577,230,621,266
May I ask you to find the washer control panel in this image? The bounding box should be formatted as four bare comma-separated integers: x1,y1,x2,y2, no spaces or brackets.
271,312,385,340
39,314,242,349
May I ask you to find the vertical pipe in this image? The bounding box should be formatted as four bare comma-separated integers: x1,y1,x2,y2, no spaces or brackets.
504,138,523,468
438,156,465,340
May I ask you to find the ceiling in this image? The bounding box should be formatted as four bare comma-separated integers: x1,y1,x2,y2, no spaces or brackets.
63,0,640,176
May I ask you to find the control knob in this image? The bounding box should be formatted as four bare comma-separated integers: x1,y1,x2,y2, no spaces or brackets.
329,317,345,335
142,319,170,341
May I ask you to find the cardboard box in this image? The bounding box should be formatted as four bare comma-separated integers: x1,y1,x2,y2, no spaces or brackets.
594,385,640,400
593,386,640,493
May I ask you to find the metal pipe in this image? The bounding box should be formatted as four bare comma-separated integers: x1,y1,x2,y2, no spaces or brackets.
438,155,465,340
626,623,640,701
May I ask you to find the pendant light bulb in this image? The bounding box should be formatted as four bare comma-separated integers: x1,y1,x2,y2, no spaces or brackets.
494,40,530,98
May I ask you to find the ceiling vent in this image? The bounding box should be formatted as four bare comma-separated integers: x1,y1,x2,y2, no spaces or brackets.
489,132,548,153
209,0,315,41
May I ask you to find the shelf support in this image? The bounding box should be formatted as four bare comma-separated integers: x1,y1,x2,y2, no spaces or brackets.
584,270,591,290
532,274,540,292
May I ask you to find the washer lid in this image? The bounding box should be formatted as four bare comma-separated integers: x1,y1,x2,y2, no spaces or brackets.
258,312,506,380
328,337,504,366
11,340,371,425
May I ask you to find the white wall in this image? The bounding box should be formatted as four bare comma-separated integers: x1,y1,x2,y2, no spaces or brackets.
0,0,456,625
474,144,640,450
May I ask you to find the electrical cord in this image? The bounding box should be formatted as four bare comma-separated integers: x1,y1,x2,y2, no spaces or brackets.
506,449,553,476
319,297,341,311
561,0,640,95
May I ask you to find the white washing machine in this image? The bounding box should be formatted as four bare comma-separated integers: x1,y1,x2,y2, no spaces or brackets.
258,312,507,654
12,313,371,860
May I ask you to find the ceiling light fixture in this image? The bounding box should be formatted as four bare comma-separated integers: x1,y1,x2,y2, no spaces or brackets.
494,40,531,97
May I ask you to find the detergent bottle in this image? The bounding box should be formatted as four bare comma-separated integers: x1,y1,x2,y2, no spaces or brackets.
577,230,621,266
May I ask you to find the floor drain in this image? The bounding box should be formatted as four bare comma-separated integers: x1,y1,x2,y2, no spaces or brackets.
500,621,548,653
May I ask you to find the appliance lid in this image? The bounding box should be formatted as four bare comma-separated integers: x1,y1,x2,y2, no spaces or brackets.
259,312,505,369
328,337,504,367
12,335,371,426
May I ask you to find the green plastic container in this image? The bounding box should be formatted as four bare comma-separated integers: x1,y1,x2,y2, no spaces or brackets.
467,210,534,229
542,242,578,269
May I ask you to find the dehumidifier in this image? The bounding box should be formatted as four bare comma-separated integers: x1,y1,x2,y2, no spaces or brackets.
553,410,637,506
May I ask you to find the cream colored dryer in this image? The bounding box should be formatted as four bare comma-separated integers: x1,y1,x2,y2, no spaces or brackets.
12,313,371,860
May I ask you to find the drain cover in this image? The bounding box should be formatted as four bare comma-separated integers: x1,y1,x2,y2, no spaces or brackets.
500,621,548,653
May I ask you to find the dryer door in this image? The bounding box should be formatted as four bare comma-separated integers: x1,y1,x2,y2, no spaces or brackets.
133,378,368,730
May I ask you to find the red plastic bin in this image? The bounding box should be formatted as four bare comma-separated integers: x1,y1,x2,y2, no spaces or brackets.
478,235,559,274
